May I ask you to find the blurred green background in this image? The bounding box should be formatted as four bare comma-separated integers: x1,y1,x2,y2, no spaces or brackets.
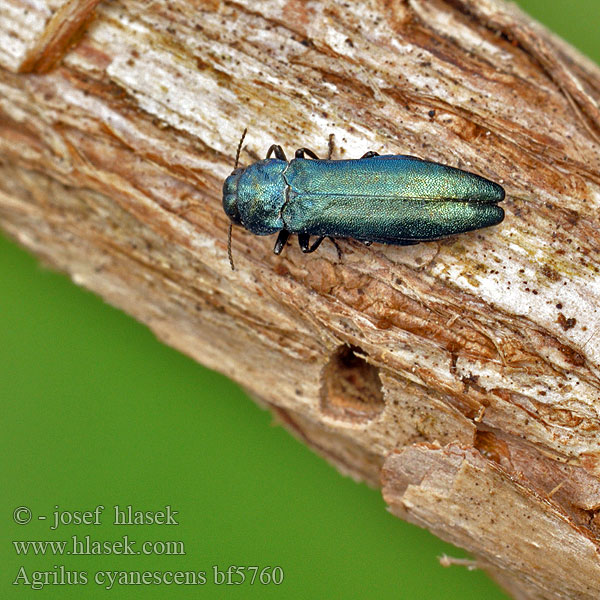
1,2,597,598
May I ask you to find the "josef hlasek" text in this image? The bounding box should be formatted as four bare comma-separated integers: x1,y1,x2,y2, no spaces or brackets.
49,505,178,530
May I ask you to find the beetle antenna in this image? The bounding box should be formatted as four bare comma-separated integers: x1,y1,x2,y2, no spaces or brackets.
234,128,247,170
227,128,247,272
227,222,235,270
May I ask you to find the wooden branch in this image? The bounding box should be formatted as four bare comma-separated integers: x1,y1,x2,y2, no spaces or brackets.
1,1,600,597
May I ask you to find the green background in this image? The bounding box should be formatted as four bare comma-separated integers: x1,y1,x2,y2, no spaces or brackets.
2,2,596,598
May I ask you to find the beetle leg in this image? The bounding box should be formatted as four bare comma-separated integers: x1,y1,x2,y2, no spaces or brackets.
266,145,287,160
328,236,343,259
298,233,325,253
328,134,335,160
295,148,320,160
273,230,291,254
361,151,379,159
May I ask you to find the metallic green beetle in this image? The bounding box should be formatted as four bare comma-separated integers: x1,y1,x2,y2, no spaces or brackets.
223,132,504,267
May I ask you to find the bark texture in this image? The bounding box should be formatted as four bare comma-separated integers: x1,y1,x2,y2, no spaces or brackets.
1,1,600,598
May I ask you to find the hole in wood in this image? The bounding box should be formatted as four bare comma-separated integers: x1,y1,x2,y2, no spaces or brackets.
320,345,384,422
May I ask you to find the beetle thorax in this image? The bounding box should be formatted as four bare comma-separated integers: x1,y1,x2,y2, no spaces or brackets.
233,159,287,235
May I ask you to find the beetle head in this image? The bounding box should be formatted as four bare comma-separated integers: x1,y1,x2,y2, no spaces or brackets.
222,168,243,225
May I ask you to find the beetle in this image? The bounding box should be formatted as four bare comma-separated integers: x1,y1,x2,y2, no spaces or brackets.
223,130,504,269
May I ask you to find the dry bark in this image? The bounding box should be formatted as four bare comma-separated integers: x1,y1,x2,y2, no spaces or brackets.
1,1,600,598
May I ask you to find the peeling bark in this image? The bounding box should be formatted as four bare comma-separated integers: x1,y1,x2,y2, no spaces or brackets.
1,1,599,598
